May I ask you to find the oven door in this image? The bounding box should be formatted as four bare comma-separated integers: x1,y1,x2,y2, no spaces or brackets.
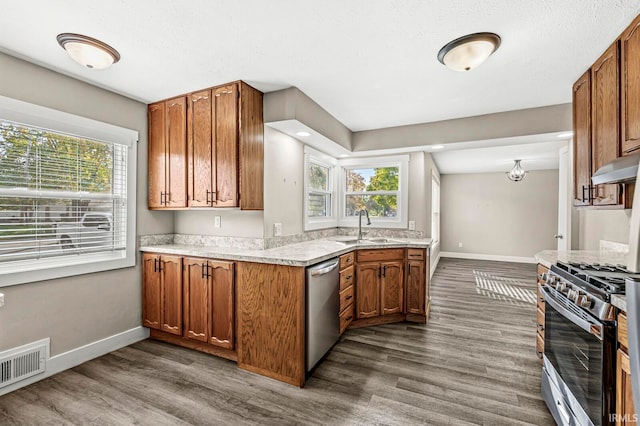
542,285,615,426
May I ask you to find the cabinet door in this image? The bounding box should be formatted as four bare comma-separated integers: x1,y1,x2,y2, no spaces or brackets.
592,43,621,206
381,260,403,315
142,253,161,329
406,260,425,315
213,84,239,207
209,261,235,349
622,15,640,154
148,103,166,208
617,349,636,425
165,97,188,208
183,257,209,342
161,255,183,335
188,90,214,207
573,70,592,206
356,262,380,319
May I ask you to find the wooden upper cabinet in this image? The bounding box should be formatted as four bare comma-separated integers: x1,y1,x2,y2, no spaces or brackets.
591,42,621,206
149,80,263,210
356,262,381,319
209,261,235,349
622,15,640,154
188,90,214,207
183,257,209,342
165,97,188,208
161,255,183,335
214,84,239,207
573,70,592,206
380,261,403,315
148,103,166,209
142,253,161,329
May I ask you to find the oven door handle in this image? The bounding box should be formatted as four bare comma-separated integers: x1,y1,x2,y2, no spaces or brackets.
542,286,603,341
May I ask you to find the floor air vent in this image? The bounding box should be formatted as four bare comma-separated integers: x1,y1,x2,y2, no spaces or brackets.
0,339,48,388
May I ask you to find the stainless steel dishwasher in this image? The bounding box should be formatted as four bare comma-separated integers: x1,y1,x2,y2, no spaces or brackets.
306,257,340,372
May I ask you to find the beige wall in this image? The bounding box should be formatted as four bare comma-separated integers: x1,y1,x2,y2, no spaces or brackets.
0,53,173,355
175,210,263,238
263,127,304,237
440,170,559,258
578,209,631,249
353,104,572,151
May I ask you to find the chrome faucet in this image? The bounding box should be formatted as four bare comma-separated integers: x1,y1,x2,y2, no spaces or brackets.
358,209,371,240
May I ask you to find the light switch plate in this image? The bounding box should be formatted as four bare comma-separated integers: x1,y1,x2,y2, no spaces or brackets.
214,216,221,228
459,242,463,248
408,220,416,231
0,293,4,308
274,223,282,237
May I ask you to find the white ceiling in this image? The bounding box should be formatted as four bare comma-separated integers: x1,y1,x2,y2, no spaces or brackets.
2,1,640,133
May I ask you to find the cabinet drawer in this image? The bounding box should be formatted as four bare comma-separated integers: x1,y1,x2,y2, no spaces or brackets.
536,332,544,360
340,265,354,291
537,284,545,312
536,307,545,334
357,248,405,262
340,285,354,312
340,252,355,270
407,249,425,260
619,311,629,350
340,304,354,335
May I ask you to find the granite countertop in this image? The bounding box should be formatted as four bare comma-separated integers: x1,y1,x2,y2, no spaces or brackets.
140,237,432,267
535,249,629,312
534,250,627,270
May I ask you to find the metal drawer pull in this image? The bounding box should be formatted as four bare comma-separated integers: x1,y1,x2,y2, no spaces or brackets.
345,295,353,300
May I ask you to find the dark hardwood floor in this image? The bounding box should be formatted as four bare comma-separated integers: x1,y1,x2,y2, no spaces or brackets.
0,258,554,425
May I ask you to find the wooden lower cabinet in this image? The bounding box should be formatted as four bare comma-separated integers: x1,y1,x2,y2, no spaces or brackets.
381,261,403,315
355,262,381,319
182,258,235,349
142,253,182,335
406,259,426,314
143,253,235,357
536,264,548,361
616,311,637,424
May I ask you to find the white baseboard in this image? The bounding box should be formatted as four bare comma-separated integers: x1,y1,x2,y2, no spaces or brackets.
0,326,149,396
439,251,537,264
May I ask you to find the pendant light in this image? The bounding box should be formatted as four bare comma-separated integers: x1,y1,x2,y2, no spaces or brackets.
506,160,527,182
438,32,501,72
57,33,120,70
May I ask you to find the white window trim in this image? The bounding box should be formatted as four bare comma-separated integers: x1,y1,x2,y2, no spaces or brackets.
0,95,138,287
338,155,409,229
303,146,338,231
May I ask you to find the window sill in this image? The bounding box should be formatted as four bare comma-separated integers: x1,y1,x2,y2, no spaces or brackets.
0,250,135,288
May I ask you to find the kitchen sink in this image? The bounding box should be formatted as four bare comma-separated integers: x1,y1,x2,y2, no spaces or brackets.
329,237,405,245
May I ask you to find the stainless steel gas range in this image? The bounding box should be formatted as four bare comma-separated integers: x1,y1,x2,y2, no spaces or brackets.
540,261,637,426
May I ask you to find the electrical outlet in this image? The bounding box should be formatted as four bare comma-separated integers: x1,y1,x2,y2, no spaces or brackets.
0,293,4,308
458,242,463,248
408,220,416,231
214,216,221,228
274,223,282,237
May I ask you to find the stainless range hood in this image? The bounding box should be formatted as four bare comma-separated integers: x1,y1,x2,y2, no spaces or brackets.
591,151,640,185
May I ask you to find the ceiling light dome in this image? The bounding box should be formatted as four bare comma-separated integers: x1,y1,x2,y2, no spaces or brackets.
57,33,120,70
438,32,501,72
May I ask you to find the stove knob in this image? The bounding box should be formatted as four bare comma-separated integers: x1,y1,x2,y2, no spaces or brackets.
577,295,592,308
555,282,567,292
546,275,557,285
567,289,577,300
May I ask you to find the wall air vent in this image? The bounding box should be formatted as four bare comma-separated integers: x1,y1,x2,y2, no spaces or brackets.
0,339,49,388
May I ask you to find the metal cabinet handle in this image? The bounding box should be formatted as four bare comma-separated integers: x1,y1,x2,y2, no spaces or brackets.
345,316,353,321
537,323,544,332
346,295,353,300
345,274,353,280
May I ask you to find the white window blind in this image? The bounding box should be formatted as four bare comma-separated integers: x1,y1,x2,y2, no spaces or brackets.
0,119,127,263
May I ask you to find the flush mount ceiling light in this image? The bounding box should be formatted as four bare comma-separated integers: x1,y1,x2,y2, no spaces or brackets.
296,131,311,137
506,159,527,182
437,32,501,72
57,33,120,70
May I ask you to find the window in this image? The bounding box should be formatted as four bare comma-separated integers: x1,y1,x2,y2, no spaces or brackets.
339,156,409,228
304,147,337,230
431,173,440,245
0,95,137,287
